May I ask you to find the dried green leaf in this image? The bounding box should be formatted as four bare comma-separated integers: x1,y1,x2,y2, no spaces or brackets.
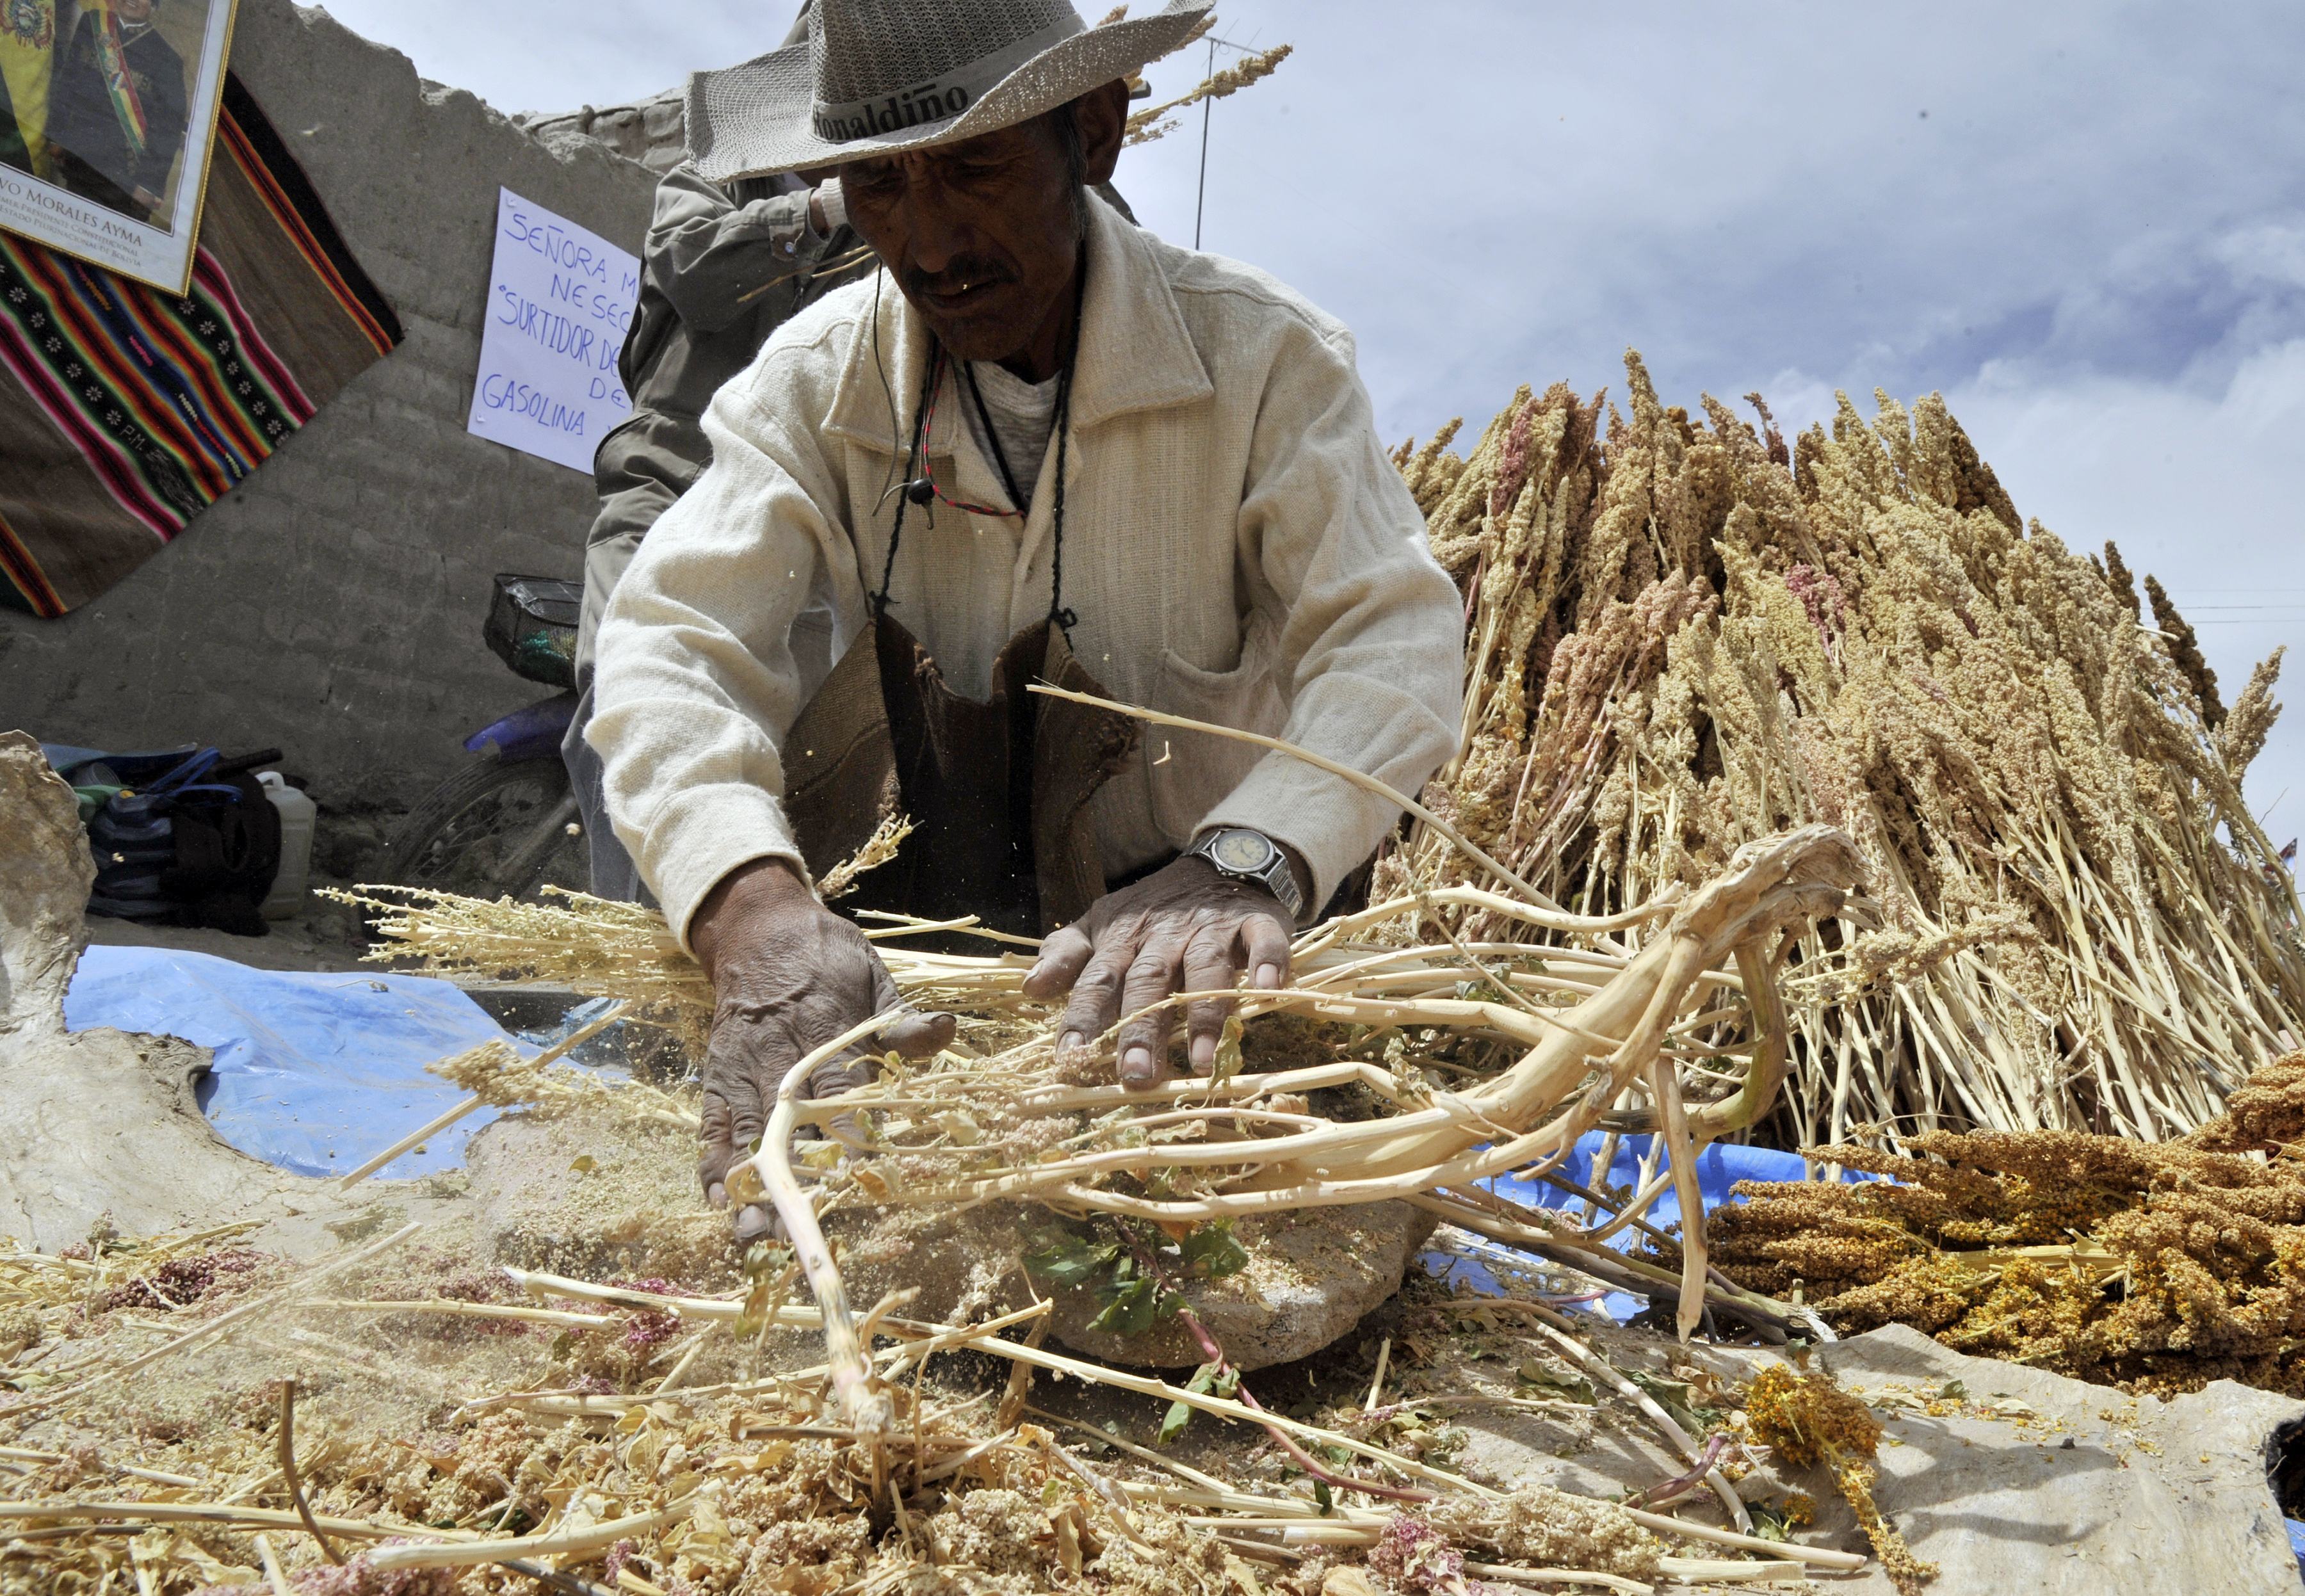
1024,1230,1122,1291
1210,1013,1245,1087
1179,1220,1250,1281
1090,1276,1162,1335
1158,1399,1194,1446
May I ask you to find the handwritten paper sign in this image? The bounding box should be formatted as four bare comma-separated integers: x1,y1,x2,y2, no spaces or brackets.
465,188,640,474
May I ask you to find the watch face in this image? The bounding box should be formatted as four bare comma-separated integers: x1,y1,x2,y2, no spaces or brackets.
1210,829,1275,874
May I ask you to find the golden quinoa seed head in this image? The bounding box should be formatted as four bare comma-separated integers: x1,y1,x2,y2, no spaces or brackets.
1743,1364,1882,1469
1708,1056,2305,1399
1745,1366,1936,1593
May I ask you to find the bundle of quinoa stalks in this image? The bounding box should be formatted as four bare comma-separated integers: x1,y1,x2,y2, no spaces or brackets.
1389,353,2299,1145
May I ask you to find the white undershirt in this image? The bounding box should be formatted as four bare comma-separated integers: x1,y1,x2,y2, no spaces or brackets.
960,360,1060,512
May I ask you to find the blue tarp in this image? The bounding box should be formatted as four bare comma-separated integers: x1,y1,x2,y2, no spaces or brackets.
1423,1133,1832,1320
63,946,522,1180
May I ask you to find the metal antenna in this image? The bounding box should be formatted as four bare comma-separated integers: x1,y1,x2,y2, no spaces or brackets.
1193,35,1215,250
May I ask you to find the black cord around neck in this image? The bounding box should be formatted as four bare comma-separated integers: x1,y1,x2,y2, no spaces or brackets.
1043,249,1087,635
877,348,942,618
873,243,1091,638
960,361,1028,515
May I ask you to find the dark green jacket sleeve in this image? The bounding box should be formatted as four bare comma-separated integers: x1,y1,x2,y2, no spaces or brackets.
645,167,830,337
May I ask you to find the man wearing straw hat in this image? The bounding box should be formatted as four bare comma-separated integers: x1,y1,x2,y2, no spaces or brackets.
590,0,1465,1237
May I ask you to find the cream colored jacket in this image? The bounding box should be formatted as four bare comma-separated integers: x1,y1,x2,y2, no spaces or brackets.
590,195,1464,946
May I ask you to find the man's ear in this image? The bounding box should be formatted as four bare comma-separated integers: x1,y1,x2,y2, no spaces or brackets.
1076,79,1131,187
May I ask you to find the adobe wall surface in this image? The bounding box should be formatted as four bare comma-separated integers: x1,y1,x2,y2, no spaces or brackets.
519,90,690,176
0,0,658,834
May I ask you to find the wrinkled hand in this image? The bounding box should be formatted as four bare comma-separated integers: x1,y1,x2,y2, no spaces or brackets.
1020,853,1300,1089
691,858,955,1241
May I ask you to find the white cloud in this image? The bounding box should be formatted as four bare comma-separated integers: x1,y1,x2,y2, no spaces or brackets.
2215,223,2305,293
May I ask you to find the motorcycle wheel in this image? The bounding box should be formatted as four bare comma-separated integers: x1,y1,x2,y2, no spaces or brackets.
375,754,588,907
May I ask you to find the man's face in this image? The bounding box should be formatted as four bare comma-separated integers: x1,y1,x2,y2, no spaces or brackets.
838,83,1126,369
118,0,155,22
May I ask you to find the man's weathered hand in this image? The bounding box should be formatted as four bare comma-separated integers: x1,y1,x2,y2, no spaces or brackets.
691,858,955,1241
1020,853,1299,1089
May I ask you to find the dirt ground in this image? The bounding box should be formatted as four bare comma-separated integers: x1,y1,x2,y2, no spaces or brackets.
79,883,375,975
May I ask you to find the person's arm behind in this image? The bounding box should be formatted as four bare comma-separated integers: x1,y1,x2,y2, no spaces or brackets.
647,165,853,338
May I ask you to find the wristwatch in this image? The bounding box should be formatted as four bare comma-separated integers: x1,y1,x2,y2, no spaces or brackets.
1186,828,1307,924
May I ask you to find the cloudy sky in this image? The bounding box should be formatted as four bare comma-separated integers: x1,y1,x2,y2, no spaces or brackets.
322,0,2305,831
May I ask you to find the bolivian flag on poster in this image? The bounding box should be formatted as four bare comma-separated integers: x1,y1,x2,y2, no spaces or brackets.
0,0,241,296
0,0,58,173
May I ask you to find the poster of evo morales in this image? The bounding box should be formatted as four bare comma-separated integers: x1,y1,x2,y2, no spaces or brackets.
0,0,239,294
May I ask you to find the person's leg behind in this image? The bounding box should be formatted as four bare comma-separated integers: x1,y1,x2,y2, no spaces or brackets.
562,679,651,905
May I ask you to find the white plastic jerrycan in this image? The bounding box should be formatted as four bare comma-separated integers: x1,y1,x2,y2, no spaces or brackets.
257,770,318,920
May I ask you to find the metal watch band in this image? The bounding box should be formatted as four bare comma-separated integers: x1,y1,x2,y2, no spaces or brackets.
1188,828,1306,923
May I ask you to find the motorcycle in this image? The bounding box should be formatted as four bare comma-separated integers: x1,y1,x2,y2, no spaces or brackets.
373,575,590,903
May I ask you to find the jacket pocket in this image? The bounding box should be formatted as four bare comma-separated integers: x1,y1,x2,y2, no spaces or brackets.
1147,622,1290,843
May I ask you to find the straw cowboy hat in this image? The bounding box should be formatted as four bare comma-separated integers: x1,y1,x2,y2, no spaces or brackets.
685,0,1213,183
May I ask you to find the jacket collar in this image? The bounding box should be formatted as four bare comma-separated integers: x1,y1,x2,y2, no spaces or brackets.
823,194,1213,456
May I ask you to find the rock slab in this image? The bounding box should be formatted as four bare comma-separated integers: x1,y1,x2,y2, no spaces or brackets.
1822,1323,2304,1595
1049,1202,1435,1372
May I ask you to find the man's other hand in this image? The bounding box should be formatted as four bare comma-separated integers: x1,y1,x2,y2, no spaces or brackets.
1020,853,1302,1089
690,858,955,1240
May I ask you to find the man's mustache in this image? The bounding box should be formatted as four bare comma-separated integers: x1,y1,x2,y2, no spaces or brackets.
903,258,1017,300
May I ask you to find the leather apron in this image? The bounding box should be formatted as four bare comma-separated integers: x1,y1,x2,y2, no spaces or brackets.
776,259,1141,936
776,615,1138,937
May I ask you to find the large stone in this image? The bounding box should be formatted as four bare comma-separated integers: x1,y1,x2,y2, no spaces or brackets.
759,1194,1436,1374
464,1107,729,1282
829,1200,1044,1333
1047,1202,1436,1372
0,732,92,1029
1819,1324,2304,1594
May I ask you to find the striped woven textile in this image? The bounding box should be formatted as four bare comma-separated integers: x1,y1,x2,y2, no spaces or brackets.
0,75,401,617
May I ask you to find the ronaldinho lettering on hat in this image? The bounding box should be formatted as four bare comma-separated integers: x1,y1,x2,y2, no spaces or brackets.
813,82,975,143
